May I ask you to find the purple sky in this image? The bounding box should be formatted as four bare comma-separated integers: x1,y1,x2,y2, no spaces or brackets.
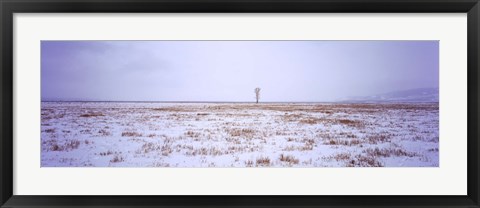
41,41,438,102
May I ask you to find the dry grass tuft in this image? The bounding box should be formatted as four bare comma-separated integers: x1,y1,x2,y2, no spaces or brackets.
49,139,81,152
122,131,143,137
299,118,319,125
333,153,351,161
245,160,254,167
256,156,271,166
161,144,173,156
282,145,298,151
152,107,188,112
136,142,173,156
99,150,113,156
110,155,124,163
228,128,256,138
428,148,439,152
367,134,391,144
185,130,201,138
186,147,224,156
300,143,314,151
279,154,299,164
44,128,55,133
324,139,361,146
335,119,365,128
98,129,111,136
364,147,417,158
347,154,383,167
79,112,104,117
283,113,303,122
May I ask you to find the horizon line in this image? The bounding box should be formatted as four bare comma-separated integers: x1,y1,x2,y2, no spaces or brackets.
40,100,439,103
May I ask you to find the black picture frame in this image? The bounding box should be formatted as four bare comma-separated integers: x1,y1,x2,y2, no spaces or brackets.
1,0,479,207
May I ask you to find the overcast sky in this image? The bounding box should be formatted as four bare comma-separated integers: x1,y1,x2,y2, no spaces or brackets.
41,41,438,102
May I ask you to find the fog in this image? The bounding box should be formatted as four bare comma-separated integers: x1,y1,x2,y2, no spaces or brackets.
41,41,438,102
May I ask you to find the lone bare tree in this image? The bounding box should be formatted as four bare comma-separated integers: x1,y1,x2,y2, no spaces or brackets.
254,87,261,103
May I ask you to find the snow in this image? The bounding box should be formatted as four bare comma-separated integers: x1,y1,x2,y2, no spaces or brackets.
41,102,439,167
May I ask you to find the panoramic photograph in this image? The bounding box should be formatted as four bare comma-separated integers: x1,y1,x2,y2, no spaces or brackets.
41,40,439,167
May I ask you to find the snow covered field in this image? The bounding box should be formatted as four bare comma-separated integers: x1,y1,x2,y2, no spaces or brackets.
41,102,439,167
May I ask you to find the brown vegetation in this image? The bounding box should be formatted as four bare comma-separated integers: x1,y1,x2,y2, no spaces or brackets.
256,156,271,166
79,112,104,117
41,102,439,167
122,131,143,137
279,154,299,164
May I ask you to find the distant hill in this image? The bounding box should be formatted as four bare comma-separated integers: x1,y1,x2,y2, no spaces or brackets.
339,88,439,103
